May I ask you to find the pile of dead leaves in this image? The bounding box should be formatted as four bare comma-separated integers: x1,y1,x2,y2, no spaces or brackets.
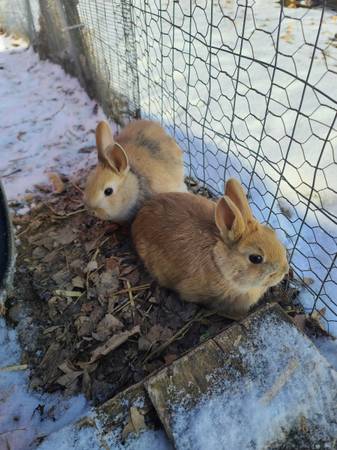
8,172,233,405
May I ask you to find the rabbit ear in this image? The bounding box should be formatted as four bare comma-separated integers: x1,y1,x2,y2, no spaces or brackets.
225,178,253,223
215,196,246,241
96,121,114,164
105,143,129,174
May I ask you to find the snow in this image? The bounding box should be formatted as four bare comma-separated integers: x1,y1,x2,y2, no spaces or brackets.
0,318,88,450
0,33,107,202
37,423,172,450
171,313,337,450
314,336,337,372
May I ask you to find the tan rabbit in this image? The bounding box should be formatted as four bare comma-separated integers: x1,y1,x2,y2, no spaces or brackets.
132,178,289,319
84,120,186,222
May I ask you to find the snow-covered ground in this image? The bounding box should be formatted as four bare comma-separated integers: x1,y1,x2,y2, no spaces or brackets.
0,34,106,202
0,319,88,449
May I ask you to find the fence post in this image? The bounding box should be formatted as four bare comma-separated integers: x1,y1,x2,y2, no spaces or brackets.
59,0,96,98
37,0,75,74
121,0,141,119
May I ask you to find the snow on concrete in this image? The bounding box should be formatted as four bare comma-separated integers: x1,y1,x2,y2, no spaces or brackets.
171,313,337,450
314,335,337,372
37,422,172,450
0,33,107,202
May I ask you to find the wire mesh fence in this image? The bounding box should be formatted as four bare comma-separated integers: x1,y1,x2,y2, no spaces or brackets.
0,0,336,331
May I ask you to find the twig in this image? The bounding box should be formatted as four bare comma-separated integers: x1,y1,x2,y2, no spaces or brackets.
69,181,84,194
0,428,26,435
261,358,299,405
126,280,135,305
111,284,150,296
0,364,28,372
111,299,130,315
126,280,135,321
54,290,82,298
143,309,212,363
42,200,86,219
2,168,22,177
17,222,36,237
52,209,86,220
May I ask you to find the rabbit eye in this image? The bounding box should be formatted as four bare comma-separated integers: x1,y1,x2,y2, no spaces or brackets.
249,254,263,264
104,187,113,196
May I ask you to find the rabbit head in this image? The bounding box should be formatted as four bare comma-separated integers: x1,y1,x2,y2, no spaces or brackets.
84,121,139,222
214,178,289,295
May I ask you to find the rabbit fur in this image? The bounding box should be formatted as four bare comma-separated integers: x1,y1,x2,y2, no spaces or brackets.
132,178,289,319
84,120,186,222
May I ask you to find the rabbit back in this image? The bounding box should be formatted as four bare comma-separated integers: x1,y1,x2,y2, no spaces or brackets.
116,120,186,194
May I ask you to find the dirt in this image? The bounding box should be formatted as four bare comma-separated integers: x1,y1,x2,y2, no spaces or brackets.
5,173,303,407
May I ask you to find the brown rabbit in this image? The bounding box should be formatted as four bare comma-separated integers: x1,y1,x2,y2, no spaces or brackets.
84,120,186,222
132,178,289,319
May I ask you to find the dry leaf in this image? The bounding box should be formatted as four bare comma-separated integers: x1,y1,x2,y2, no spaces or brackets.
96,271,120,301
75,316,94,337
72,276,85,289
56,370,82,387
32,246,48,259
122,406,146,439
89,326,140,364
99,271,119,289
48,296,69,317
84,239,98,253
92,314,124,341
138,336,152,352
311,307,326,322
105,257,119,272
309,308,327,334
35,183,51,193
43,325,62,335
39,343,61,369
51,269,71,286
292,314,306,331
164,354,177,365
302,277,314,286
146,325,173,344
48,172,65,194
54,226,77,246
85,260,98,273
58,361,79,374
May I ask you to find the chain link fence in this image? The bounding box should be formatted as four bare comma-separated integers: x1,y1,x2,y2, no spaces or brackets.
1,0,336,331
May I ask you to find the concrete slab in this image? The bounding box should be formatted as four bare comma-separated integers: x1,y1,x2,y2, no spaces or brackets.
145,304,337,450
